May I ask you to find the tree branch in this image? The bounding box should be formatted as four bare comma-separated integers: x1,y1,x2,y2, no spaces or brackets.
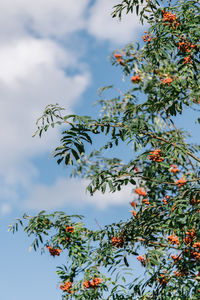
62,119,200,164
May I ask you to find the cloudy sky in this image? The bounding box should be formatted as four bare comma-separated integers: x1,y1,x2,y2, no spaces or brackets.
1,0,200,299
0,0,147,216
0,1,150,299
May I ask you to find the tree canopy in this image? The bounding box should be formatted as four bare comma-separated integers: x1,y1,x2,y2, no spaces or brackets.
9,0,200,298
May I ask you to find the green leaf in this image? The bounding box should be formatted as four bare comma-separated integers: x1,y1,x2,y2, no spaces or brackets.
97,85,113,96
71,149,80,161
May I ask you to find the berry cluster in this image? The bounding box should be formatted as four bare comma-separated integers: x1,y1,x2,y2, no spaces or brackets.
111,236,125,248
176,177,186,187
135,188,147,197
184,248,200,261
114,53,125,66
137,255,147,266
178,39,197,65
142,198,150,205
183,229,196,245
167,235,179,245
131,74,141,83
190,197,200,206
183,55,192,64
60,281,73,294
132,188,148,216
162,198,167,205
171,254,182,263
83,278,102,289
190,251,200,261
143,31,151,43
162,10,180,28
170,164,179,173
174,269,189,277
149,148,164,162
65,225,74,243
162,195,170,205
178,40,197,53
66,226,74,233
46,246,62,256
193,242,200,251
161,77,173,85
157,273,168,286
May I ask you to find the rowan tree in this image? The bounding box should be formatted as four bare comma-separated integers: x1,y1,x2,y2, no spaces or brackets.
9,0,200,299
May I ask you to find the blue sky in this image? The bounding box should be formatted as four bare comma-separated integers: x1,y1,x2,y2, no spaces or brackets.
0,1,147,299
0,0,199,299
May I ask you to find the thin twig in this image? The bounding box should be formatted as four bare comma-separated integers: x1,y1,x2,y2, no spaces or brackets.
136,237,179,250
164,109,196,172
114,171,200,186
94,218,102,230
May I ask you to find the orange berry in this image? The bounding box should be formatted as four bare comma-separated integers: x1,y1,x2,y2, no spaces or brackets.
131,74,141,83
137,255,146,266
162,10,179,28
183,55,192,64
130,201,137,208
119,59,125,66
132,210,137,217
46,246,62,256
176,177,186,187
149,148,164,162
142,198,150,205
167,235,179,245
83,278,102,289
112,236,125,248
66,226,74,233
183,229,196,244
171,254,182,262
135,188,147,197
162,198,167,205
114,53,122,59
161,77,173,85
60,281,73,293
171,204,176,212
83,280,90,289
157,273,168,285
170,164,179,173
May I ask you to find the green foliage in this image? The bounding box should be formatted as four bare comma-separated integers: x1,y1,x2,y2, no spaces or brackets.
10,0,200,298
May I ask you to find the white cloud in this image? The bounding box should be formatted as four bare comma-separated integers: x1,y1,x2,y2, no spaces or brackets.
23,177,135,210
0,0,92,211
0,38,70,85
0,0,144,213
0,0,90,40
0,37,90,158
0,37,90,206
87,0,145,45
0,0,144,45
